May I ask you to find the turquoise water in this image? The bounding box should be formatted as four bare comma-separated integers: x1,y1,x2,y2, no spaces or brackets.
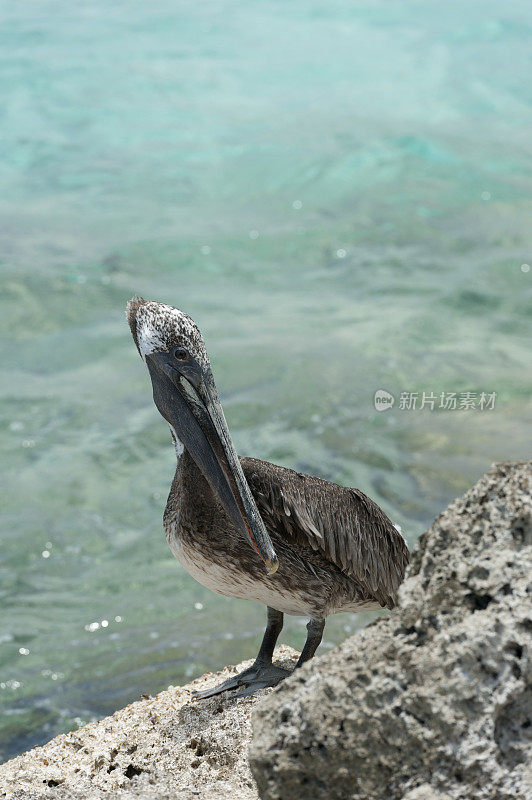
1,0,531,761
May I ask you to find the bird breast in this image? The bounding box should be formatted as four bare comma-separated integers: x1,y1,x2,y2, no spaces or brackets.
166,532,324,616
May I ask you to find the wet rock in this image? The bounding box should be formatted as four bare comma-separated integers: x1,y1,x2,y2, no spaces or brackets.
250,462,532,800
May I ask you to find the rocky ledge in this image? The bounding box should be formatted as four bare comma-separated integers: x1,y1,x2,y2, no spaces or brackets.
0,646,299,800
0,461,530,800
250,461,532,800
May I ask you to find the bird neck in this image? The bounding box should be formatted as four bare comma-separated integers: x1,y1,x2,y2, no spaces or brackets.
168,424,184,460
169,446,216,519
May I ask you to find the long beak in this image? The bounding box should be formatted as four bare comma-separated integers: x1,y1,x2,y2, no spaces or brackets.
146,352,278,575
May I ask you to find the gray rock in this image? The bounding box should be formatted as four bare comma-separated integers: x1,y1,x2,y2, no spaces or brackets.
0,645,299,800
250,461,532,800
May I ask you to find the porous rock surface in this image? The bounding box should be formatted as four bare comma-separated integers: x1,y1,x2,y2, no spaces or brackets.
0,646,299,800
250,461,532,800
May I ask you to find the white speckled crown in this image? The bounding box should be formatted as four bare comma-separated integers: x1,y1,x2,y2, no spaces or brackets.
126,297,210,368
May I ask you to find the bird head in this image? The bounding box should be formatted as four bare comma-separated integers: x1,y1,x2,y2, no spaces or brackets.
126,297,278,575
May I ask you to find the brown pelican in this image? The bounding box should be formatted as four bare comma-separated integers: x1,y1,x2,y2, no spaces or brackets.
126,297,409,698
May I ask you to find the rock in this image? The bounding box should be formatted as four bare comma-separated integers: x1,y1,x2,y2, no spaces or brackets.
0,646,299,800
249,462,532,800
401,788,452,800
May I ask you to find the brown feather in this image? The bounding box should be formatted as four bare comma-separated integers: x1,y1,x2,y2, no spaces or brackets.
242,457,410,610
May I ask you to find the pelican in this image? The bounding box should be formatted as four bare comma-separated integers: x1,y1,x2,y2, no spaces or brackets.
126,297,409,698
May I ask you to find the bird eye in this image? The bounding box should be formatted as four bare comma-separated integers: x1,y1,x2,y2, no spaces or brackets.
173,347,189,362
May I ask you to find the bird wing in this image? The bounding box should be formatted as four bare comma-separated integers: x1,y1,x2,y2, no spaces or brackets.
241,457,410,609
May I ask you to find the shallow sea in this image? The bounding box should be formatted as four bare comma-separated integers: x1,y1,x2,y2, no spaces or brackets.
1,0,531,760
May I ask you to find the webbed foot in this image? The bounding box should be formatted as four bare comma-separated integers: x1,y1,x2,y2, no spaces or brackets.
192,663,290,700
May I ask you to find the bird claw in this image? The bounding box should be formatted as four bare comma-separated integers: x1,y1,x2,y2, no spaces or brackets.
191,664,290,700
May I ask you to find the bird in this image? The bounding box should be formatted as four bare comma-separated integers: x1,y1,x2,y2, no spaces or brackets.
126,297,410,698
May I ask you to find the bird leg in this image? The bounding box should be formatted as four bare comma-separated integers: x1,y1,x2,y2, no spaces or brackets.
295,618,325,667
192,607,289,700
